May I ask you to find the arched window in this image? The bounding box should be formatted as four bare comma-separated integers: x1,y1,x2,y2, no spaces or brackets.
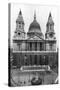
19,24,21,28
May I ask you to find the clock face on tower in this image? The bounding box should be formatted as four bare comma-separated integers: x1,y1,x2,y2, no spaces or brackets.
18,32,21,35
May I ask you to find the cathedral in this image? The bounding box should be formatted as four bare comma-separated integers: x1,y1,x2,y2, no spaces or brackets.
12,10,57,69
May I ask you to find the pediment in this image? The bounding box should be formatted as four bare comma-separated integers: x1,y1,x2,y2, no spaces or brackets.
27,35,43,40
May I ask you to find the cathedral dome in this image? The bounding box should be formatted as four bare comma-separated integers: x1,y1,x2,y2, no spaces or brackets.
27,11,44,39
29,19,41,30
29,12,41,31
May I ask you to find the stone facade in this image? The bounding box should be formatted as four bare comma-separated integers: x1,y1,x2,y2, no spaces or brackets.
12,10,57,68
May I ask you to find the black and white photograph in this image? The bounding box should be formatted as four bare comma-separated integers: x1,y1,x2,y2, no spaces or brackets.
8,3,59,87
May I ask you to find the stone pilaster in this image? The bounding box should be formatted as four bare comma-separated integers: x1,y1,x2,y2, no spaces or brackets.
37,42,40,51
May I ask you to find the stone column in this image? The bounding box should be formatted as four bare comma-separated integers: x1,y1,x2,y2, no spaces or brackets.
37,55,40,65
28,55,30,65
30,55,32,65
35,42,37,51
28,42,30,51
39,55,41,65
25,42,26,51
26,42,29,51
31,42,35,65
32,42,35,51
37,42,40,51
32,55,35,65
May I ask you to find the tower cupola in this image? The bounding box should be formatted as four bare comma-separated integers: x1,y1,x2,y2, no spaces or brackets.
14,10,25,39
45,12,55,39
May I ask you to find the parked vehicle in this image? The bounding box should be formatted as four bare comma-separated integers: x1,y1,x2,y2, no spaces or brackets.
31,77,42,85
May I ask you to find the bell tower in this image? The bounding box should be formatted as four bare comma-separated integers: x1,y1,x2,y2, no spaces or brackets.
14,10,25,39
45,12,56,51
13,10,26,51
45,12,56,40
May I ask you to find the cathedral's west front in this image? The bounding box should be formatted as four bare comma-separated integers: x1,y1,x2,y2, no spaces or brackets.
12,10,57,67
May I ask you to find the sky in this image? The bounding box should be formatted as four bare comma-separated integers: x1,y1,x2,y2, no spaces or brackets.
10,3,59,47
